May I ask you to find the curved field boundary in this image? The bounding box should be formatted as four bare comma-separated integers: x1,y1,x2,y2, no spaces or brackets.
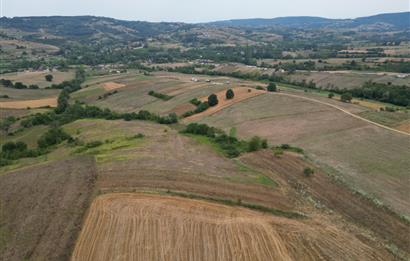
0,97,57,109
274,92,410,136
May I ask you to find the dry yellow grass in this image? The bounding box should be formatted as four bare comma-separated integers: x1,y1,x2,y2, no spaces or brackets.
72,193,389,261
396,121,410,134
0,97,57,109
103,82,126,91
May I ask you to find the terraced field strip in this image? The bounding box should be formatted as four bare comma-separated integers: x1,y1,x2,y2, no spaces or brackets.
275,90,410,136
72,193,390,261
0,97,57,109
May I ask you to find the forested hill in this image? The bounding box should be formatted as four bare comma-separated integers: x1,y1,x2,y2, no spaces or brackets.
208,12,410,29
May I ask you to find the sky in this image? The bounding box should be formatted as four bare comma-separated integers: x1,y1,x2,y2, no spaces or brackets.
1,0,409,23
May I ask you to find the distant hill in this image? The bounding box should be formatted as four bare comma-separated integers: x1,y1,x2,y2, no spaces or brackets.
0,16,190,44
208,12,410,30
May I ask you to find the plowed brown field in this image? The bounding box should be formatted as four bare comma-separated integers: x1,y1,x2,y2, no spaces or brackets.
72,193,389,261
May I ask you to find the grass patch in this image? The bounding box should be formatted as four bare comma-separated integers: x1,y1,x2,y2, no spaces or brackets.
256,175,277,187
73,135,145,156
184,134,225,156
164,190,306,219
358,110,410,127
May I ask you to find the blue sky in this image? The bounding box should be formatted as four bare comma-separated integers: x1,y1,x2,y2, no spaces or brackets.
1,0,409,22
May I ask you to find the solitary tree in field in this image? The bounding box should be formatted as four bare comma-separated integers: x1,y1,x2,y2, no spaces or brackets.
267,82,277,92
226,89,234,100
208,94,218,106
340,92,353,103
45,74,53,82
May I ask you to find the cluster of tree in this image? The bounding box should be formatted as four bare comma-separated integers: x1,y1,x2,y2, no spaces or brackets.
333,81,410,106
53,67,86,113
182,123,267,158
0,127,72,166
170,65,410,107
148,90,174,101
20,103,178,131
182,93,221,118
0,79,39,89
0,116,17,134
98,90,118,100
37,128,72,148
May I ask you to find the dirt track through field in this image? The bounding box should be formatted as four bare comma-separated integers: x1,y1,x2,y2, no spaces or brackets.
0,97,57,109
275,91,410,136
72,193,390,261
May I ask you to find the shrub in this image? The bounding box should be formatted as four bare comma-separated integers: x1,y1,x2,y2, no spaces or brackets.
303,168,314,177
148,90,173,101
190,98,201,106
195,101,210,113
208,94,218,106
267,83,277,92
340,92,353,103
328,93,335,99
248,136,262,152
29,84,40,89
226,89,235,99
37,128,72,149
85,141,103,148
385,106,396,112
256,86,265,90
45,74,54,82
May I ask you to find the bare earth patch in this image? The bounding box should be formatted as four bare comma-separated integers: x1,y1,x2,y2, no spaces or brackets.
103,82,126,91
186,87,266,120
0,97,57,109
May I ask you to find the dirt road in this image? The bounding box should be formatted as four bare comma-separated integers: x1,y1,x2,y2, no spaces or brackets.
275,91,410,136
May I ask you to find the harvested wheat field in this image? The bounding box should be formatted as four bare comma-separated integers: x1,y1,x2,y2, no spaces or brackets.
103,82,126,91
186,87,266,120
72,193,389,261
0,97,57,109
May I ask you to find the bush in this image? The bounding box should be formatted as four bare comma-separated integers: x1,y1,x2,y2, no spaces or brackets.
303,167,314,177
248,136,262,152
256,86,265,90
85,141,103,148
45,74,54,82
267,82,277,92
148,90,173,101
190,98,201,106
328,93,335,99
208,94,218,106
37,128,72,149
226,89,235,99
340,92,353,103
195,101,210,113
